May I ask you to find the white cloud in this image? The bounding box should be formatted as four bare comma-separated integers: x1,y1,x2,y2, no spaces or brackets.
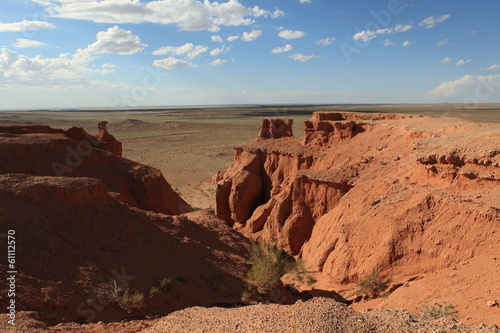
428,74,500,97
484,63,500,72
436,39,448,47
153,57,197,70
152,43,208,58
242,29,262,42
455,59,472,66
316,37,335,46
300,0,312,3
382,39,394,47
278,29,305,39
101,63,116,68
440,57,453,64
211,35,223,43
0,20,54,32
87,26,147,55
419,14,451,29
42,0,268,32
0,47,96,83
352,23,412,42
272,44,293,54
402,41,412,47
289,54,317,62
210,45,230,56
272,9,285,19
13,39,47,48
227,35,239,42
210,59,227,66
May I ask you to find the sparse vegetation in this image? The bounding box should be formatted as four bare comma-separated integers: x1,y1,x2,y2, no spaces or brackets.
421,303,460,320
114,289,145,312
243,239,317,302
244,239,296,294
357,269,389,298
149,277,171,298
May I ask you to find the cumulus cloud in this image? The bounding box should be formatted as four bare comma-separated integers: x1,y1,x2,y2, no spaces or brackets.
0,26,147,86
13,39,47,48
0,47,97,83
153,57,197,70
211,35,223,43
440,57,453,64
272,44,293,54
39,0,268,32
242,29,262,42
300,0,312,3
272,9,285,19
419,14,451,29
0,20,54,32
289,54,317,62
227,35,239,42
382,39,394,47
484,63,500,72
455,59,472,66
436,39,448,47
278,29,305,39
210,58,227,66
352,23,412,42
316,37,335,46
152,43,208,58
210,45,230,56
86,26,147,55
402,41,412,47
428,74,500,97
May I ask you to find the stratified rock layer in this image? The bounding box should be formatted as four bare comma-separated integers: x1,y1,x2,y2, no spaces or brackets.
216,111,500,325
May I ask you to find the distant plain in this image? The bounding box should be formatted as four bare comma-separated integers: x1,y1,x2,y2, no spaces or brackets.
1,104,498,209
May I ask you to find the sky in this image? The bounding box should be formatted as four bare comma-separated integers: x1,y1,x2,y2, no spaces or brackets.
1,0,500,109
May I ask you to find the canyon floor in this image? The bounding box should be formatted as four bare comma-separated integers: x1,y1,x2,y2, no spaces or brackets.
0,104,498,332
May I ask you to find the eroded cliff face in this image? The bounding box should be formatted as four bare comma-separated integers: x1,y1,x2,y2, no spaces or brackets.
0,124,191,214
215,113,500,311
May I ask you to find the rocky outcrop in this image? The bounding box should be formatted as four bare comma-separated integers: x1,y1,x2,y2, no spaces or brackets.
256,118,294,140
215,112,500,324
0,174,247,324
95,121,123,156
0,124,190,214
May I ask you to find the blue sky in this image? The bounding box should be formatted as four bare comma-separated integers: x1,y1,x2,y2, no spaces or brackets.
1,0,499,109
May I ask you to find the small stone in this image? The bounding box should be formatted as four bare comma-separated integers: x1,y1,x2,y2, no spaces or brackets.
487,300,499,307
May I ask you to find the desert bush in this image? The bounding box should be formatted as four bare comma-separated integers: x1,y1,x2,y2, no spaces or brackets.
293,258,317,286
244,239,296,294
149,277,171,298
114,289,145,312
357,269,389,298
421,303,460,320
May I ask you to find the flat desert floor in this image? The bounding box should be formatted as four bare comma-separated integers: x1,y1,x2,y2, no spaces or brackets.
1,104,499,209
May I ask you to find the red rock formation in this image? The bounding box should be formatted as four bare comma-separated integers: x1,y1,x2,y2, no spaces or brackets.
0,174,247,324
215,112,500,324
0,125,190,215
256,118,294,140
94,121,123,156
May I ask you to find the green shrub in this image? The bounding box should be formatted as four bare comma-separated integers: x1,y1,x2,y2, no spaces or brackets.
421,303,460,320
115,289,145,312
357,269,388,298
244,239,296,294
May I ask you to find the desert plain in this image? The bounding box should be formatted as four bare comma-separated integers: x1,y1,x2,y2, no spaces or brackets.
0,104,499,332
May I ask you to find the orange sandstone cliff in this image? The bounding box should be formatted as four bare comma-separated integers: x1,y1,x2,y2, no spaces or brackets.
215,113,500,325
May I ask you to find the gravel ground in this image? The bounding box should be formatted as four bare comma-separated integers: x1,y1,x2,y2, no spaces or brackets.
140,298,499,333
